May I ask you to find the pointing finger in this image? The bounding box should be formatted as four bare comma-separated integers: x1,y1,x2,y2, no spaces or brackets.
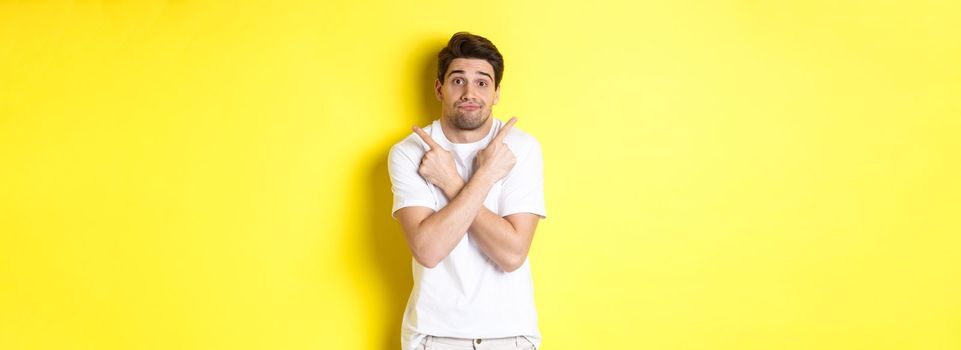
413,126,441,150
493,117,517,144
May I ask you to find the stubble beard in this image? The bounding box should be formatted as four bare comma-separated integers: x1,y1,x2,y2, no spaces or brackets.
446,106,490,131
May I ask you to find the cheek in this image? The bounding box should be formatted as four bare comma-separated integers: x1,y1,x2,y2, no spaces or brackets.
444,87,460,101
442,91,456,103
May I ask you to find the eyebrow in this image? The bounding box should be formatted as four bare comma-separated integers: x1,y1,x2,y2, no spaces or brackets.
446,70,494,81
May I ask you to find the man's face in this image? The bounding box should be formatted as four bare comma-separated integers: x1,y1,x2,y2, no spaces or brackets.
435,58,500,130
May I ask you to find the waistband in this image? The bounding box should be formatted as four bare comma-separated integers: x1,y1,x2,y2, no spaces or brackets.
425,335,528,348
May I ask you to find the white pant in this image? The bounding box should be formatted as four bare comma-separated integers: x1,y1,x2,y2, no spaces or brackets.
418,335,536,350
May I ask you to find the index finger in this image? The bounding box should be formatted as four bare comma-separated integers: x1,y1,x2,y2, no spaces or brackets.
492,117,517,143
413,125,441,150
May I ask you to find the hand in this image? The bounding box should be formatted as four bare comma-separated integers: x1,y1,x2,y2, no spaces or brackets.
413,125,464,198
475,117,517,183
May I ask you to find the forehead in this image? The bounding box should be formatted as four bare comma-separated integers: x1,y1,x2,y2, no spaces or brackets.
446,58,494,77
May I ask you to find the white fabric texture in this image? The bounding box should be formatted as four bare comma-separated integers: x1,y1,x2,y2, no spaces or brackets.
388,117,547,350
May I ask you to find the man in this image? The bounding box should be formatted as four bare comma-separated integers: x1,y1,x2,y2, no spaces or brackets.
388,32,546,350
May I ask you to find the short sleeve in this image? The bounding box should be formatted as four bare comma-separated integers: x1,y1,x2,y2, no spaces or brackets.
498,138,547,218
388,142,437,219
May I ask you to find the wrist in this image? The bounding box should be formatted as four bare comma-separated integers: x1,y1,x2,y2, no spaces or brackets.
471,169,499,187
442,178,465,198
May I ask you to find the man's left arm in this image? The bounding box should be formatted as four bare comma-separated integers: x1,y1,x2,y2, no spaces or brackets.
467,208,540,273
441,138,546,273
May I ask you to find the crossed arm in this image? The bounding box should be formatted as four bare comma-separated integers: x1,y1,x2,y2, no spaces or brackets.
394,118,540,272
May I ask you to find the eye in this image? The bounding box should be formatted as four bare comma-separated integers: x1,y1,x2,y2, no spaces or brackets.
452,78,464,85
478,81,488,87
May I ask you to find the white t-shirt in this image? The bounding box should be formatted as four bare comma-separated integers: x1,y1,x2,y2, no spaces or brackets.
388,117,547,350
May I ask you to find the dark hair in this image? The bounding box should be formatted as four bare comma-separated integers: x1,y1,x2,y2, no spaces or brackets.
437,32,504,88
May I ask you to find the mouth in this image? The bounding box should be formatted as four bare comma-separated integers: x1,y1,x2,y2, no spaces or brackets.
457,104,480,111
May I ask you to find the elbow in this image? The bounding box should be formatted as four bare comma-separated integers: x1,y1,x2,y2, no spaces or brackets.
410,241,444,269
412,253,441,269
499,253,527,273
407,226,444,269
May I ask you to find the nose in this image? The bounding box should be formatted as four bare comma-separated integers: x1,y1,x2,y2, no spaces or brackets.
460,83,476,101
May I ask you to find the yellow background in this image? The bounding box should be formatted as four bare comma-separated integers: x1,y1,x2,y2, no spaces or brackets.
2,1,959,349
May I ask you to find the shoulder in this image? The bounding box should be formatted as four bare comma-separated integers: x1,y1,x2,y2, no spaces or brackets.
389,124,433,161
502,124,543,157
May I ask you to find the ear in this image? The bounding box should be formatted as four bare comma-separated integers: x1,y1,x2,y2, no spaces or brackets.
493,85,501,105
434,79,443,101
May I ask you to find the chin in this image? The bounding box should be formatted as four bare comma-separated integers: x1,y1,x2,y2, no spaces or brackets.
457,115,488,130
448,111,489,130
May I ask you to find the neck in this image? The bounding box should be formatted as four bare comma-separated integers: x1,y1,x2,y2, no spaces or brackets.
440,117,493,143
